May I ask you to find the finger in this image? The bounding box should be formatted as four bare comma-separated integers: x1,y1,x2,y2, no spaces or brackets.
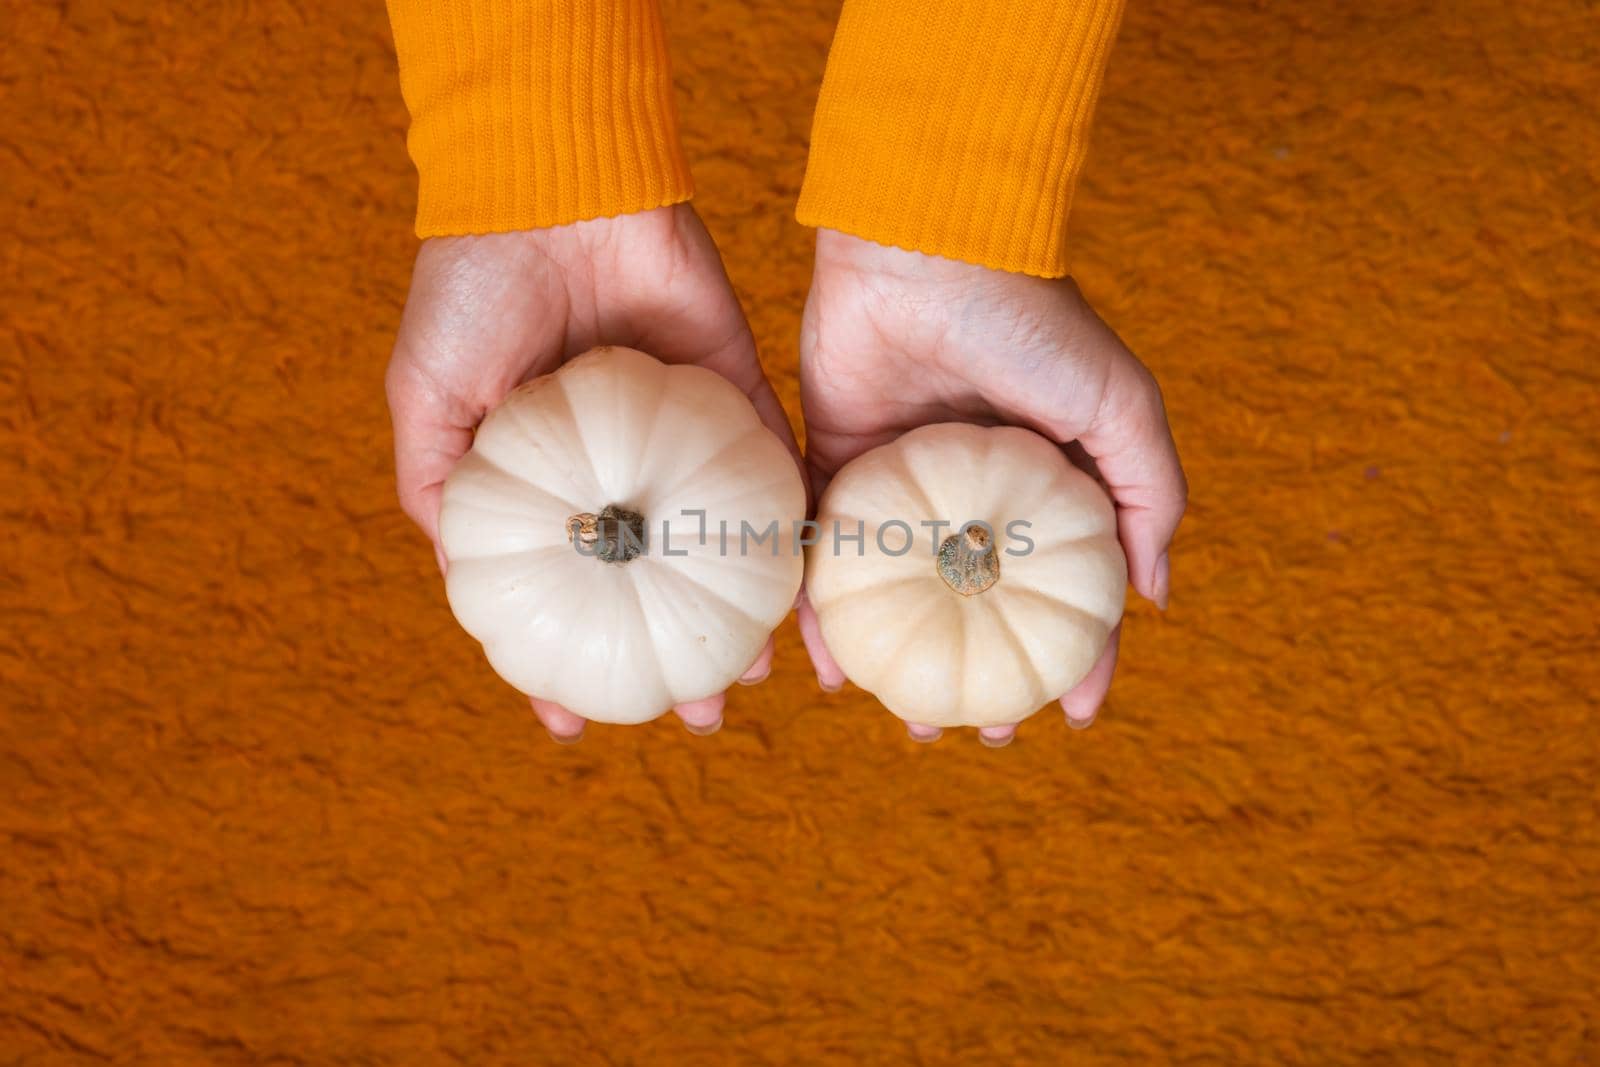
1078,346,1187,609
905,722,944,743
626,207,809,490
738,637,775,686
802,417,912,508
675,316,810,507
662,310,797,458
649,312,791,451
674,693,726,736
805,457,833,516
693,332,801,469
978,724,1018,748
531,697,586,744
796,591,846,692
387,235,571,553
386,357,477,550
1060,624,1121,728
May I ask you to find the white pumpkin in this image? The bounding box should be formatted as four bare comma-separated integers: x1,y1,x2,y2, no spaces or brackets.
440,346,805,723
805,423,1126,728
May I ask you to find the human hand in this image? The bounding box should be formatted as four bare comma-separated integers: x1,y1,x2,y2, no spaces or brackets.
387,204,799,742
796,230,1187,745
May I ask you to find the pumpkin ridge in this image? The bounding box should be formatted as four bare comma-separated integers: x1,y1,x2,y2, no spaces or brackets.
1016,529,1118,557
631,561,762,695
645,557,770,636
448,545,589,610
439,540,572,568
495,384,602,504
870,587,951,694
553,348,671,499
446,453,586,522
463,548,608,680
525,364,607,489
468,434,592,514
983,594,1050,704
622,356,675,498
888,446,943,528
658,473,804,521
1000,585,1116,638
949,588,971,709
649,424,784,504
809,572,928,605
609,567,672,709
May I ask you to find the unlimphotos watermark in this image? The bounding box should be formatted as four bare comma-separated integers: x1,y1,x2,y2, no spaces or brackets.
568,507,1035,560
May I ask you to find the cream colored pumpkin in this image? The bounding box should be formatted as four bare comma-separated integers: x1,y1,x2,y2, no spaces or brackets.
806,423,1126,728
440,346,805,723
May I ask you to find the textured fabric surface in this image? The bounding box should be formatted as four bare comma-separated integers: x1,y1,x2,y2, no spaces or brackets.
387,0,694,235
2,1,1597,1064
799,0,1124,276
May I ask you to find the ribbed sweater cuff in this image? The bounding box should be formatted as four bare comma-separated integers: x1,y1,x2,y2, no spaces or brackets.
387,0,694,237
796,0,1124,278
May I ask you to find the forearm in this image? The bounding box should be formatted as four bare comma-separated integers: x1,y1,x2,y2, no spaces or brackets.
386,0,692,236
797,0,1124,278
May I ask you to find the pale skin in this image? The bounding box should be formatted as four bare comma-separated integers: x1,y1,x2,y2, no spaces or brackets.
389,210,1186,745
387,204,794,742
795,230,1187,746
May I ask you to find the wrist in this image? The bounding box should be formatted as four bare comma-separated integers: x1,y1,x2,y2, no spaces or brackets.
422,203,694,261
814,228,1014,290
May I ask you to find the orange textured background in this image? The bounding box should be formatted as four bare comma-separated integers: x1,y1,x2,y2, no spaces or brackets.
3,1,1598,1063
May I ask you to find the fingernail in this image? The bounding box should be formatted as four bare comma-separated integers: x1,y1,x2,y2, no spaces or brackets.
684,716,724,737
546,728,584,746
979,732,1015,749
819,678,844,694
1152,553,1171,610
1067,711,1097,731
906,723,943,744
737,670,771,687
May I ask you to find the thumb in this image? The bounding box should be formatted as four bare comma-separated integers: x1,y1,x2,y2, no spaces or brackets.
1074,340,1187,608
1004,288,1186,608
385,348,477,557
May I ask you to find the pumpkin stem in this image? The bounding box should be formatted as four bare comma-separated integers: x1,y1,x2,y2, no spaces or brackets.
937,523,1000,595
567,504,647,564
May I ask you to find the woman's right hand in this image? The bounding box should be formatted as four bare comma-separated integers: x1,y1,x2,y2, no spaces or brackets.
386,204,800,742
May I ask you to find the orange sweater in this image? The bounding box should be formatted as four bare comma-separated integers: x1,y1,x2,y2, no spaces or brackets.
385,0,1123,277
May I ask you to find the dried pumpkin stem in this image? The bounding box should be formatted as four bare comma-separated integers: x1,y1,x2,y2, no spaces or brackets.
937,523,1000,595
567,504,647,564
